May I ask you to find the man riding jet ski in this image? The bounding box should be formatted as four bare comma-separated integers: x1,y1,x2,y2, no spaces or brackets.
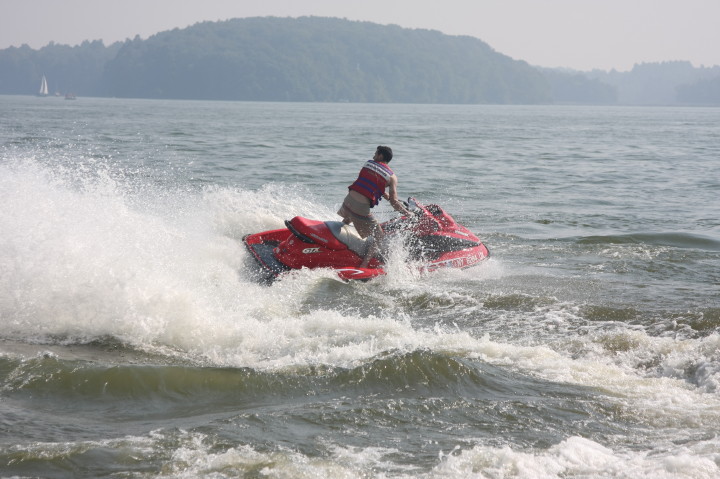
243,198,490,282
336,145,412,267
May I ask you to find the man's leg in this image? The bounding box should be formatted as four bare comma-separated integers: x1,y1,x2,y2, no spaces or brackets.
360,224,384,268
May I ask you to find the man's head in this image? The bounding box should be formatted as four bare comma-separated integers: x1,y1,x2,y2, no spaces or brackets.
375,145,393,163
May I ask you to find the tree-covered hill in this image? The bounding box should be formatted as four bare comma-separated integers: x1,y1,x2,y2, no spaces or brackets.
1,17,718,105
99,17,551,103
0,17,551,103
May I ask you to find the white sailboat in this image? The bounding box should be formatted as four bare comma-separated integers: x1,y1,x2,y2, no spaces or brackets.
38,75,49,96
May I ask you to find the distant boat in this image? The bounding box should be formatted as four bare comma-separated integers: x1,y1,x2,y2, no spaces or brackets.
38,75,49,97
65,92,77,100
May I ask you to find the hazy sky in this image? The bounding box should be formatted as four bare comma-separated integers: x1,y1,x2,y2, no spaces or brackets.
2,0,719,71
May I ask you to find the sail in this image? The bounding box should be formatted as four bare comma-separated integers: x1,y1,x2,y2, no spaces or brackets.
39,75,49,96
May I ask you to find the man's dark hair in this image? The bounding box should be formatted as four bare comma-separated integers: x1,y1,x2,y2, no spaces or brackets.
376,145,393,163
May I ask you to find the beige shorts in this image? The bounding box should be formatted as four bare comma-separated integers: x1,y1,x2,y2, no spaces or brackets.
337,193,380,238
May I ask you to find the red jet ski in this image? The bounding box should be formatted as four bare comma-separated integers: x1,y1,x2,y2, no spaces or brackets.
243,198,489,282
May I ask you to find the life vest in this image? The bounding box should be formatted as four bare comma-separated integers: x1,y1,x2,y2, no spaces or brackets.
348,160,394,206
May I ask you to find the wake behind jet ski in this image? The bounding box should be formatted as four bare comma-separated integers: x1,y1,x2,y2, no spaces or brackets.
243,198,489,282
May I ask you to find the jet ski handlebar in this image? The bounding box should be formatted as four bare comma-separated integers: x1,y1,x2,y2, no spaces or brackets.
402,197,422,213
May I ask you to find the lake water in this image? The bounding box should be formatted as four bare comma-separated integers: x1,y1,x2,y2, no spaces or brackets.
1,95,719,478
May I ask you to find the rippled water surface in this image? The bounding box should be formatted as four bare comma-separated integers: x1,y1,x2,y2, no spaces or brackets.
1,96,719,478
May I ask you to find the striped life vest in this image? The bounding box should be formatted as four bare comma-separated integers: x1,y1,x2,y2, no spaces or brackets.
348,160,394,206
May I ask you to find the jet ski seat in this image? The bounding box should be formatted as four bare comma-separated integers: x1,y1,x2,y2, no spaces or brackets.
325,221,371,257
